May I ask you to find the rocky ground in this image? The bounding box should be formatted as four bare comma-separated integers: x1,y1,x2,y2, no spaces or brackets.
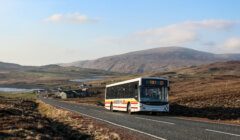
168,74,240,123
157,61,240,123
0,96,91,139
0,96,146,140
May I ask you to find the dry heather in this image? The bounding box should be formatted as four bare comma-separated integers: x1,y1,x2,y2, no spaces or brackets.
38,101,149,140
0,97,91,140
38,101,120,140
167,75,240,122
0,96,148,140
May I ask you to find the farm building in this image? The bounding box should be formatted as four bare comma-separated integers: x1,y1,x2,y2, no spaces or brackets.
59,91,75,99
58,90,94,99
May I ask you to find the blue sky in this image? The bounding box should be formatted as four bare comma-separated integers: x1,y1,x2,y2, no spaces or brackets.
0,0,240,65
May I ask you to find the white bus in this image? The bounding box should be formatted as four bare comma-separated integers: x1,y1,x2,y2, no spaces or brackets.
105,77,169,114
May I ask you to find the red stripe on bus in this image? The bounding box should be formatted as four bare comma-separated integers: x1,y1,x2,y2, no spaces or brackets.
112,106,138,109
131,107,138,109
131,102,139,104
113,106,126,108
105,103,138,106
105,102,138,105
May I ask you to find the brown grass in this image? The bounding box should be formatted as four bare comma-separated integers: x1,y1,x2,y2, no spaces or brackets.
81,61,240,124
38,100,150,140
0,97,92,139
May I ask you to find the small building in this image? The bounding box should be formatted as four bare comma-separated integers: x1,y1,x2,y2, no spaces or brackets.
57,89,95,99
59,90,76,99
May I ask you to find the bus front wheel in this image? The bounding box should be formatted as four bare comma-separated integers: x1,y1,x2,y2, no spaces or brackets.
127,103,131,115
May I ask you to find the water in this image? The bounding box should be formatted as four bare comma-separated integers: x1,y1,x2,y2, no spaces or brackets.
70,76,107,83
0,87,39,93
70,78,100,82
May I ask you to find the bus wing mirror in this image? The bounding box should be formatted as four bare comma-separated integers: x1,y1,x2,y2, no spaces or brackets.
168,87,170,91
134,95,138,100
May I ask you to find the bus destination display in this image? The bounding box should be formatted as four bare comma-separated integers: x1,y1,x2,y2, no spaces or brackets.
142,79,166,86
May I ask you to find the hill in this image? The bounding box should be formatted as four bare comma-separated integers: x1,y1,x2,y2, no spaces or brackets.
163,61,240,122
0,62,118,88
0,62,23,71
62,47,240,73
72,61,239,123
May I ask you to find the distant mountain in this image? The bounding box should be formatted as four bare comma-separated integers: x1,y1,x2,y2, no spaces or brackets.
61,47,240,73
0,61,117,81
0,62,22,71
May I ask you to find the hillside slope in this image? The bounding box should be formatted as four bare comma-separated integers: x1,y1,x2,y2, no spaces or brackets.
84,61,240,123
62,47,240,73
0,62,118,87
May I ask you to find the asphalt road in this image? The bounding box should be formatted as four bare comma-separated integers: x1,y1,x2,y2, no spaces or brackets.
40,97,240,140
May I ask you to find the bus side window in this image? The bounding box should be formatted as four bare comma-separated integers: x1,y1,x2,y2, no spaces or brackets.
134,84,138,100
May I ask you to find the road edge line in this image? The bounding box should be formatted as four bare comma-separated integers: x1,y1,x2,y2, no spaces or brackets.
205,129,240,137
171,117,240,127
48,102,167,140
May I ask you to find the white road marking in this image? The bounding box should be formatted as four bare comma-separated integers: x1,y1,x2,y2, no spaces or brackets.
135,117,175,125
172,117,240,127
206,129,240,137
53,104,167,140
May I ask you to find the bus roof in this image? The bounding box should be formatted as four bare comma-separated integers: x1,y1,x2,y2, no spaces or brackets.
106,77,167,88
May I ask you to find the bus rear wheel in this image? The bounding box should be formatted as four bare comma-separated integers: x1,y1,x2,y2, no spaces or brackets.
110,103,113,112
127,103,131,115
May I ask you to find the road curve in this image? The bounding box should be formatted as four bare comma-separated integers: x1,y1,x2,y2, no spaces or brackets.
40,97,240,140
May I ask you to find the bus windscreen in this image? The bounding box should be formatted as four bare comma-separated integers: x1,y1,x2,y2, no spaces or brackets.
141,79,167,102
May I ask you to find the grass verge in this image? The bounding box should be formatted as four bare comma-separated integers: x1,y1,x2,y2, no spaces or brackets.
0,92,36,100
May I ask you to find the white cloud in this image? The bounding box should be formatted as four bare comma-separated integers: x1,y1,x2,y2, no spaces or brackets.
222,37,240,53
135,20,238,46
201,37,240,53
45,12,99,24
182,20,238,30
98,19,239,49
46,14,63,22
